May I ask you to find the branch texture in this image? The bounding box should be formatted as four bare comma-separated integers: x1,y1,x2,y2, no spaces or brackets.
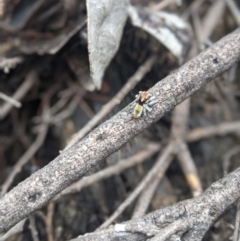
71,167,240,241
0,28,240,233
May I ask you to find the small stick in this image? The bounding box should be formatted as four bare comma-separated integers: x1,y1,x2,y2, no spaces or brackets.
54,142,160,199
0,57,23,73
46,203,55,241
0,71,38,120
0,0,5,17
172,99,202,197
223,146,240,175
50,93,83,124
0,219,26,241
29,216,40,241
131,176,160,219
152,0,182,11
233,199,240,241
0,92,21,108
49,92,72,115
97,141,175,229
1,123,49,194
65,55,157,149
200,0,226,43
226,0,240,26
182,0,206,20
78,100,95,119
176,140,202,196
186,121,240,142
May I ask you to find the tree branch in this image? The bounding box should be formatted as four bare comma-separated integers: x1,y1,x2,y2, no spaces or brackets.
0,27,240,233
70,167,240,241
186,121,240,142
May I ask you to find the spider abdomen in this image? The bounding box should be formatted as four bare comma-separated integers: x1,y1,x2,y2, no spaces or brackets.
133,104,143,119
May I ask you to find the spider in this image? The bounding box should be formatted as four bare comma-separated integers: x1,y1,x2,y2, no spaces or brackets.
132,91,157,119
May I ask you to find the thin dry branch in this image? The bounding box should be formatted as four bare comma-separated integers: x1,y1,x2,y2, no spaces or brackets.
0,219,26,241
223,146,240,175
55,142,160,199
200,0,226,43
0,28,240,233
46,203,55,241
233,199,240,241
0,93,21,108
50,93,83,124
131,175,161,219
1,123,49,195
177,140,202,196
152,0,182,11
65,55,157,149
226,0,240,26
98,141,175,229
172,99,202,197
71,167,240,241
29,216,39,241
0,71,38,120
186,121,240,142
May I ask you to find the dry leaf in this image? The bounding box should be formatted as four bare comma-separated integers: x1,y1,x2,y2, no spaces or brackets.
87,0,128,90
128,5,192,63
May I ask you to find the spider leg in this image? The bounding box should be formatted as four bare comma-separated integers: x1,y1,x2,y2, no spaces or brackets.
143,104,152,112
147,96,157,106
143,107,147,116
148,100,157,106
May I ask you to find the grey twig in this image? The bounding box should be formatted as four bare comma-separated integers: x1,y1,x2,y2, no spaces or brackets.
173,99,202,197
1,123,49,195
200,0,226,43
46,203,55,241
226,0,240,26
0,92,21,108
97,141,175,229
29,216,39,241
233,199,240,241
152,0,182,11
0,219,26,241
131,174,162,219
0,83,58,195
223,146,240,175
176,140,202,196
0,57,23,73
186,121,240,142
0,71,38,120
55,142,160,200
70,167,240,241
0,28,240,233
50,93,83,124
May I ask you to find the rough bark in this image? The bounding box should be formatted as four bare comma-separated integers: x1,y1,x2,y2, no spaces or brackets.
71,167,240,241
0,27,240,233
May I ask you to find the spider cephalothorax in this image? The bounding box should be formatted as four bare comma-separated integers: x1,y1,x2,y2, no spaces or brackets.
133,91,157,119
